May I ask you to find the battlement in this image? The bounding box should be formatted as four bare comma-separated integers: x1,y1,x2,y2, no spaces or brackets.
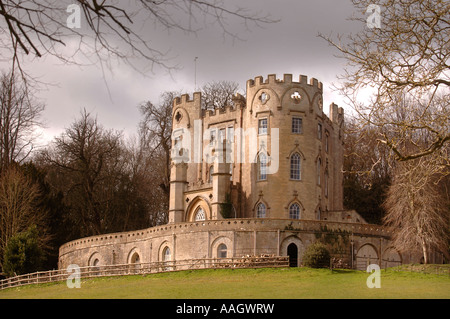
173,92,202,108
247,74,323,91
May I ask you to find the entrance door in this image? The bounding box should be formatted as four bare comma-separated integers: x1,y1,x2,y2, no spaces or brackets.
287,243,298,267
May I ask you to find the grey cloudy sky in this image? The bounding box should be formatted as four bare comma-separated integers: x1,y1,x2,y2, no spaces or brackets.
5,0,365,145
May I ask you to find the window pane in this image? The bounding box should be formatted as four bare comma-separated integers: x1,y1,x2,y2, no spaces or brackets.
289,203,300,219
218,244,227,258
195,207,206,221
317,123,322,139
257,203,266,218
292,117,303,134
210,129,216,145
290,153,301,180
258,119,268,135
227,127,234,142
258,153,267,180
163,247,171,261
219,128,225,144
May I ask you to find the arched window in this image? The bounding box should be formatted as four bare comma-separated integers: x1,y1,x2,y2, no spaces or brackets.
289,203,301,219
195,207,206,221
163,247,171,262
256,202,266,218
257,153,267,181
290,153,301,180
217,244,227,258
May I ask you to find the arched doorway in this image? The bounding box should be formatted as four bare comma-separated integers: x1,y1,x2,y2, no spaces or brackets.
355,244,378,270
382,248,402,268
287,243,298,267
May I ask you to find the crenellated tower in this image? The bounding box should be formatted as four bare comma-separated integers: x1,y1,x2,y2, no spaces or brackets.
168,74,344,224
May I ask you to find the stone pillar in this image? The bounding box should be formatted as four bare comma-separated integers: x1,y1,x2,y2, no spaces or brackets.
169,162,188,223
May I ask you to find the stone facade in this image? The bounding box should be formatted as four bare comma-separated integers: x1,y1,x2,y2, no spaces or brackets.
169,74,344,223
58,73,441,271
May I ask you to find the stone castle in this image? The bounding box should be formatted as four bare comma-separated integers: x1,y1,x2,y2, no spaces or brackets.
58,73,438,271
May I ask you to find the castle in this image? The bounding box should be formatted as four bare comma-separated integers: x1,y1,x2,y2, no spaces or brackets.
58,74,437,272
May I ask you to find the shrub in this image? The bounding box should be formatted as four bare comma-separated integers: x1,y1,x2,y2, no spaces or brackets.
302,242,331,268
3,225,45,277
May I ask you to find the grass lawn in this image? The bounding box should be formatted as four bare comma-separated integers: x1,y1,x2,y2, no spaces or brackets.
0,267,448,299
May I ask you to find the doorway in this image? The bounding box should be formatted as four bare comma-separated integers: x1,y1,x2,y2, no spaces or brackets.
287,243,298,267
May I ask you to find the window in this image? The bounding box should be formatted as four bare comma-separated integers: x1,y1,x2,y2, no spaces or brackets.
325,133,329,153
291,91,302,103
210,129,216,145
227,126,234,143
217,244,227,258
130,252,140,264
219,128,226,145
289,203,301,219
258,118,268,135
256,203,266,218
258,153,267,181
317,158,321,185
290,153,301,180
325,172,329,197
163,247,171,262
260,92,268,103
317,123,322,140
195,207,206,221
292,117,303,134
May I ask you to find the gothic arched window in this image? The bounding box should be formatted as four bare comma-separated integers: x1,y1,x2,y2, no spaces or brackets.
256,202,266,218
258,153,267,181
217,244,227,258
289,203,301,219
195,207,206,221
290,153,301,180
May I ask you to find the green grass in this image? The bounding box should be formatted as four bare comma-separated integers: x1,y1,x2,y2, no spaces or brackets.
0,267,449,299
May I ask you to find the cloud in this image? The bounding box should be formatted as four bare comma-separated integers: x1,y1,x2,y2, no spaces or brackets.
3,0,361,146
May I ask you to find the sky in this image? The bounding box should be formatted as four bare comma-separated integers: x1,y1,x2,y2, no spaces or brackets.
2,0,365,147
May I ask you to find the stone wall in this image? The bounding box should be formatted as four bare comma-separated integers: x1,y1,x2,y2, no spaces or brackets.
59,218,434,271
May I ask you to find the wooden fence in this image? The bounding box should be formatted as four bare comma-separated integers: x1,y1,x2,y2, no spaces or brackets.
0,255,289,290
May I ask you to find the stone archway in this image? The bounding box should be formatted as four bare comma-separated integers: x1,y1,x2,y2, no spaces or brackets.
280,236,303,267
355,244,378,270
287,243,298,267
382,247,402,268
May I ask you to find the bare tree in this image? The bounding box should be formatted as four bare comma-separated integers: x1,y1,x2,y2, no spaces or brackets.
0,0,276,77
0,70,44,172
138,91,177,198
320,0,449,162
41,110,125,236
343,118,393,224
383,155,449,263
0,165,49,269
201,80,240,109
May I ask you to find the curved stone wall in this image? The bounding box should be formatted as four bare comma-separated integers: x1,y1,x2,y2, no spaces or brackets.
58,218,421,271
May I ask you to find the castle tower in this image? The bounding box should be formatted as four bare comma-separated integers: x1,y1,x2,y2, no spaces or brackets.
168,73,344,224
